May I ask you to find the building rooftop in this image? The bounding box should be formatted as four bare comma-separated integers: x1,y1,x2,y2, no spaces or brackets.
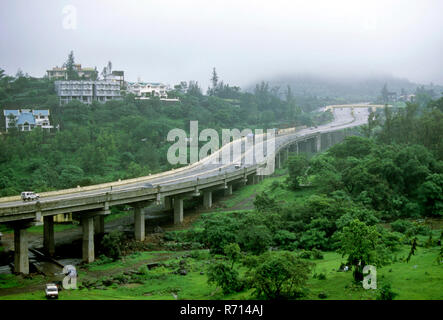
3,110,20,117
16,112,36,125
33,110,50,116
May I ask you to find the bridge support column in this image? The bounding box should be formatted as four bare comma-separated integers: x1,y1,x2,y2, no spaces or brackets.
134,206,145,241
174,197,184,224
43,216,55,256
253,174,260,184
275,152,281,169
94,215,105,236
296,142,299,155
316,134,321,153
247,174,255,185
224,184,233,196
203,191,212,209
163,196,173,210
13,224,29,274
82,216,94,263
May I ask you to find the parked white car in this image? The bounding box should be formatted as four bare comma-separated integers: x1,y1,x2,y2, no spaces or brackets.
45,283,59,299
21,191,40,201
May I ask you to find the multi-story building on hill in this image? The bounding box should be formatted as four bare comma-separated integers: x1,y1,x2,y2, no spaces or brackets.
54,80,121,105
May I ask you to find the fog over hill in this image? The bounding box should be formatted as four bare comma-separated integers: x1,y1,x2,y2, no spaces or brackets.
248,74,443,102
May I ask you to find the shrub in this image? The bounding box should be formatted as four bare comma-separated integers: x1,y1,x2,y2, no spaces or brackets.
299,250,311,259
273,230,297,250
247,251,313,299
237,225,272,255
311,248,324,259
318,292,328,299
391,219,413,233
207,261,243,294
100,231,124,261
377,283,398,300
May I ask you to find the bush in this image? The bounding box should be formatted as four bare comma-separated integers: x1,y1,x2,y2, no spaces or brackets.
237,225,272,255
247,251,313,299
299,250,311,259
100,231,125,261
318,292,328,299
207,261,243,294
311,248,324,259
377,283,398,300
391,219,414,233
272,230,297,250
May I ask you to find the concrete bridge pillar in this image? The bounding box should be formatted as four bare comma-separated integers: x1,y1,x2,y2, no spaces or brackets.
43,216,55,256
275,152,281,169
253,174,260,184
174,197,184,224
203,191,212,209
316,134,321,153
134,206,145,241
82,216,94,263
224,184,233,196
94,215,105,236
296,142,299,155
13,224,29,274
163,196,173,210
326,133,332,149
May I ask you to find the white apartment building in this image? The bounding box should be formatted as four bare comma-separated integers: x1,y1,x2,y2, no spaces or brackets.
126,82,169,99
55,80,122,105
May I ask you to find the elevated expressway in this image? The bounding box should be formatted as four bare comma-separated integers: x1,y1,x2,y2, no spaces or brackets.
0,107,369,273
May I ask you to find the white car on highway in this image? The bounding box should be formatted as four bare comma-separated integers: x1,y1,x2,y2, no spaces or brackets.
21,191,40,201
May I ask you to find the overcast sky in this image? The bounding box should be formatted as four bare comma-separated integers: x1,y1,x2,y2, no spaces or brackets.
1,0,442,89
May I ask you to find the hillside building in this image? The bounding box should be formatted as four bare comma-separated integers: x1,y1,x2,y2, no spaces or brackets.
54,80,122,105
3,109,53,132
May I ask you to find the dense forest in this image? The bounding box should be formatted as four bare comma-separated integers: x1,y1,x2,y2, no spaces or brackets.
165,98,442,296
0,68,333,196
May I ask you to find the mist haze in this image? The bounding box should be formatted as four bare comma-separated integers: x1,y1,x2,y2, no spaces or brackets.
1,0,442,89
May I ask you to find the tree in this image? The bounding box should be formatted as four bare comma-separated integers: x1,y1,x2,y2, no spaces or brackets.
210,67,218,95
65,50,78,80
287,154,309,190
206,243,244,294
187,81,202,97
338,219,380,282
247,251,313,299
207,261,243,294
224,243,241,269
405,237,418,263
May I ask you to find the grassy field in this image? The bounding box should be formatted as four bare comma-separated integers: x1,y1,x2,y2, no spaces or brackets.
1,243,441,300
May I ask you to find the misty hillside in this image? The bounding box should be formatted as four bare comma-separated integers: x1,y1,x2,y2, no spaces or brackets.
249,74,443,102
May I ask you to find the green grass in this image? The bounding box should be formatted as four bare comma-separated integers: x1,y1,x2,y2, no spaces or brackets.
307,246,443,300
2,243,441,300
86,251,172,272
0,274,45,290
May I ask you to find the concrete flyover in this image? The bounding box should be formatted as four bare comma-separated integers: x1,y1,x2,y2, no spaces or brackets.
0,107,369,273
